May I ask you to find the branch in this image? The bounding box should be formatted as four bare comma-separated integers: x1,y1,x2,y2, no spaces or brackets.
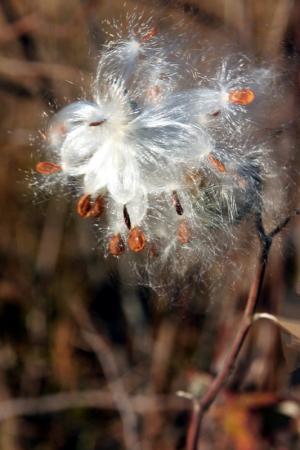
0,387,296,424
186,209,300,450
0,56,88,83
71,303,141,450
0,390,187,422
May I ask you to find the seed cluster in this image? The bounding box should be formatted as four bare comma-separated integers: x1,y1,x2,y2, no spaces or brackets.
34,15,275,285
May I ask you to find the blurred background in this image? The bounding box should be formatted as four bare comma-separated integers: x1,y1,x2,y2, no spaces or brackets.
1,0,300,449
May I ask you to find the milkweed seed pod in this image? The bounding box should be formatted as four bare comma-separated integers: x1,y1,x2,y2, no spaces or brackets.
34,14,278,289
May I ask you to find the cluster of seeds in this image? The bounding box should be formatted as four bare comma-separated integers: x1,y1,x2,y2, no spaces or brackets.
34,15,274,285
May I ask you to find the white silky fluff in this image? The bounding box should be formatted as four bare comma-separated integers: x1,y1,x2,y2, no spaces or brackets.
36,14,277,289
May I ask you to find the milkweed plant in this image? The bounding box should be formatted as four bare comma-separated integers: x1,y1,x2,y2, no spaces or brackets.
33,14,279,290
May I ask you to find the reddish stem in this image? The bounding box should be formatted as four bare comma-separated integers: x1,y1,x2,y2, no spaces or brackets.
186,210,299,450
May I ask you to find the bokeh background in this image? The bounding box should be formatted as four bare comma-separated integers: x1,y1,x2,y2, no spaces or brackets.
1,0,300,449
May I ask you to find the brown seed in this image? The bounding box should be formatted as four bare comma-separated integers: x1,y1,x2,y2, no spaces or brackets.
76,194,105,218
208,154,226,173
35,161,62,174
210,110,220,117
141,26,158,42
108,234,125,256
228,88,255,106
178,221,191,244
77,194,92,217
171,191,184,215
128,227,146,253
90,196,105,218
89,120,106,127
123,205,131,230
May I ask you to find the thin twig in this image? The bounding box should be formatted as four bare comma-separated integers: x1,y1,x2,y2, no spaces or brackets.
0,56,88,83
0,390,187,422
186,209,299,450
71,303,141,450
269,209,300,239
0,388,296,425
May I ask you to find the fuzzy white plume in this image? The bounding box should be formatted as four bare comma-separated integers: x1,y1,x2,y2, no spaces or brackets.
34,13,279,290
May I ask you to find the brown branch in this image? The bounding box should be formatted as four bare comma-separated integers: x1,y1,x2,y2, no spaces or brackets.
186,209,300,450
0,56,88,84
71,303,141,450
0,388,296,428
0,390,188,422
269,209,300,239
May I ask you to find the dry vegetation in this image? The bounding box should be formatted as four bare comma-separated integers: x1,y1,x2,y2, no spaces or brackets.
1,0,300,449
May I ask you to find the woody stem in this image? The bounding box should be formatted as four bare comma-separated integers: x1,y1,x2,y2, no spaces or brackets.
186,209,299,450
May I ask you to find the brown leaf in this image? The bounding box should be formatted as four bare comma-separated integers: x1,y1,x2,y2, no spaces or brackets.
254,313,300,341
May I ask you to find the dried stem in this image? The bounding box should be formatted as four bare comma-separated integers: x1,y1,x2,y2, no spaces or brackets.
71,302,141,450
0,56,88,83
186,209,300,450
0,390,187,422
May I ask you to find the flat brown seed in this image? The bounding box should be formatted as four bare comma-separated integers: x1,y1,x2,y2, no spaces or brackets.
141,26,158,42
77,194,105,218
208,154,226,173
171,191,184,215
178,221,191,244
108,234,125,256
123,205,131,230
228,88,255,106
36,161,62,174
77,194,92,217
89,196,105,218
128,227,146,253
89,120,106,127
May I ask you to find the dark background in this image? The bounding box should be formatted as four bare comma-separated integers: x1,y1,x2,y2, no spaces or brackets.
1,0,300,449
